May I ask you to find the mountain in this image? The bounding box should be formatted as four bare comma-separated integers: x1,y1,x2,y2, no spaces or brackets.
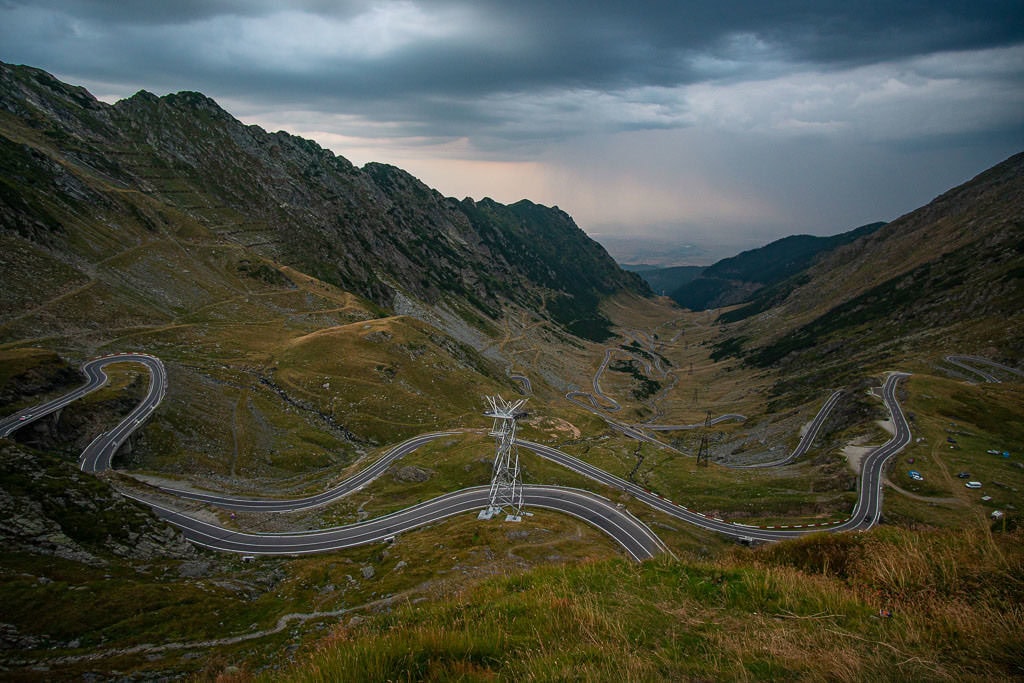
2,62,1024,681
713,151,1024,396
623,263,705,296
667,222,885,311
0,61,648,347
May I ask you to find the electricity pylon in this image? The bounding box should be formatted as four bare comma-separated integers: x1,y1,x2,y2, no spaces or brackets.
696,411,712,467
478,395,528,522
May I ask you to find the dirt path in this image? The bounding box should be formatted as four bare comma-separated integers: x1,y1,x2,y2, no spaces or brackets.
25,595,400,667
882,477,964,505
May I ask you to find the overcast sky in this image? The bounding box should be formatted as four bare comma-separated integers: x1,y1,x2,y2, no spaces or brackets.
2,1,1023,258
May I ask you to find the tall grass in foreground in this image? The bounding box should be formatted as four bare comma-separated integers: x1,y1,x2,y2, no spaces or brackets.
263,527,1024,682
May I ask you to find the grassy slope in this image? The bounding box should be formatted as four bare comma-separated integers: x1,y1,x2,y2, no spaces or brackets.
2,189,1022,679
1,70,1023,680
255,298,1024,682
3,288,1023,679
712,153,1024,403
275,528,1023,682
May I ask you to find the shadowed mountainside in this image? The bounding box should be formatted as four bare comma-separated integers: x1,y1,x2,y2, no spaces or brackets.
666,222,885,311
0,61,648,345
713,151,1024,400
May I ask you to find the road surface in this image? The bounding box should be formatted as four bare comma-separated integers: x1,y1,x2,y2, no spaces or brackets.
3,355,664,560
726,390,843,468
521,375,910,541
945,355,1024,383
4,355,935,552
127,485,666,560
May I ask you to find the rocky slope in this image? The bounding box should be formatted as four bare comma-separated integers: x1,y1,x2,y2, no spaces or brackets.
713,151,1024,396
0,61,648,346
668,222,884,311
0,441,195,566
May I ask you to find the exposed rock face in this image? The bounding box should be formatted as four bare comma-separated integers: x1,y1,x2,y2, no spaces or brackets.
0,442,196,564
391,465,432,483
0,61,649,343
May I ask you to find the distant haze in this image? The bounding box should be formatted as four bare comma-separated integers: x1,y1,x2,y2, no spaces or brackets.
2,1,1021,251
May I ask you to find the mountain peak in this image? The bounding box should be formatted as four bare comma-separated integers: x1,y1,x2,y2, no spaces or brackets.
0,62,646,344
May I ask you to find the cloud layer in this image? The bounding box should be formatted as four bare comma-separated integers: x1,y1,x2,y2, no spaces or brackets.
2,1,1023,257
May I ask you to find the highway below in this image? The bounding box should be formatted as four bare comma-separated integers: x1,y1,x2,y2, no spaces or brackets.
945,355,1024,383
2,355,665,560
128,485,666,561
3,354,928,554
725,390,843,468
522,375,908,541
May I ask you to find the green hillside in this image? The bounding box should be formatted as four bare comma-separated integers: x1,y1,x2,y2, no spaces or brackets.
1,63,1023,680
669,222,885,311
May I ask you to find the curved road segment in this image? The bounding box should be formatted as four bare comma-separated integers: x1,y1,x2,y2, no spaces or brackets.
2,355,664,560
4,354,949,554
945,355,1024,384
521,374,909,541
725,390,843,469
128,485,666,561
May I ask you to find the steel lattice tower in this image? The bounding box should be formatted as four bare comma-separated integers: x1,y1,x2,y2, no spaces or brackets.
478,395,528,522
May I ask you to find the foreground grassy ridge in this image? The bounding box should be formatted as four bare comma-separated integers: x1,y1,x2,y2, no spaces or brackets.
0,487,618,678
269,527,1023,682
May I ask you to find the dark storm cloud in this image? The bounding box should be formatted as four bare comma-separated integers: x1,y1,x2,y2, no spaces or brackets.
2,0,376,25
4,1,1022,104
1,1,1022,244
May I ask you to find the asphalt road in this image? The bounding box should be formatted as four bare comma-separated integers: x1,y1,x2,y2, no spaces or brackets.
945,355,1024,383
3,355,663,560
846,373,913,531
521,374,912,542
128,485,667,561
0,354,163,440
78,355,167,474
726,390,843,468
3,354,924,553
161,431,456,512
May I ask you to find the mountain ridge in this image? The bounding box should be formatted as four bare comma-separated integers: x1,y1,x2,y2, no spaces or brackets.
712,151,1024,398
663,222,885,311
0,61,648,346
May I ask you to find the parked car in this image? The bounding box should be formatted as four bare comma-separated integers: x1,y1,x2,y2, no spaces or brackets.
908,470,923,481
966,481,983,489
957,472,970,478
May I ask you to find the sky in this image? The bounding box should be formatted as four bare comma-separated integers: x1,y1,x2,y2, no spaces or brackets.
2,1,1023,262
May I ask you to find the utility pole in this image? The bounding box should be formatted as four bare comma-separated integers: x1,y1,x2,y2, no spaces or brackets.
478,395,528,522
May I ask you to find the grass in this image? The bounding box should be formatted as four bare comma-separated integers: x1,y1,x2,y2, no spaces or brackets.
0,347,66,389
0,507,619,679
0,346,77,413
2,76,1023,681
263,525,1024,682
883,374,1024,530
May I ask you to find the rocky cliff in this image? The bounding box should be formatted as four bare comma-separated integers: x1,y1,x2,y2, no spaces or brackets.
0,61,648,344
0,441,195,565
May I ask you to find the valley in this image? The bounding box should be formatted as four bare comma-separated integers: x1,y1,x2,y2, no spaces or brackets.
0,61,1022,680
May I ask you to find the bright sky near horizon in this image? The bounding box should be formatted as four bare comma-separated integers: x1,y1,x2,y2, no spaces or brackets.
2,1,1022,255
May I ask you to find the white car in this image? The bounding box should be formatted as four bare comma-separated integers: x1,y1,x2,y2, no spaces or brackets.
965,481,982,489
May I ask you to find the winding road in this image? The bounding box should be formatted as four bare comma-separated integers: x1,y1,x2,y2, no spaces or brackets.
3,351,958,557
2,355,665,560
519,376,907,542
945,355,1024,383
